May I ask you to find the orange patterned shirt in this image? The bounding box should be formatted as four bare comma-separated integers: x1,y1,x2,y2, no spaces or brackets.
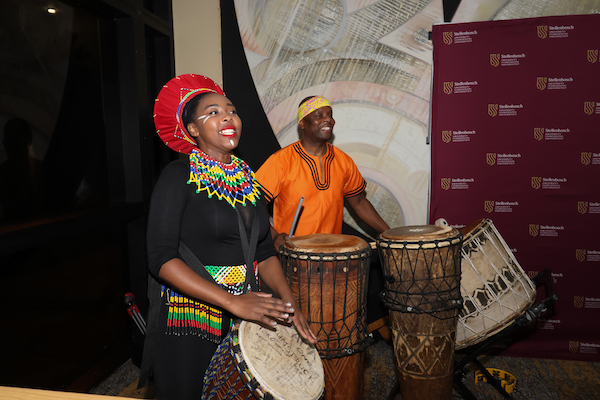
256,141,366,236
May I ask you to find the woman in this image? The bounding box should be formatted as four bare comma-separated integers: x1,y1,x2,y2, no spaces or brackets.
140,74,316,399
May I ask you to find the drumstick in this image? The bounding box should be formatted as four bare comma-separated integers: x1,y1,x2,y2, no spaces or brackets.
289,196,304,238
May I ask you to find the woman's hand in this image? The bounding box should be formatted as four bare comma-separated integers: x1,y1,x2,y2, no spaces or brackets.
287,305,318,344
257,255,317,344
228,291,294,327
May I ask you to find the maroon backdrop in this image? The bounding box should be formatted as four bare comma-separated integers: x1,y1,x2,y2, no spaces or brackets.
430,14,600,361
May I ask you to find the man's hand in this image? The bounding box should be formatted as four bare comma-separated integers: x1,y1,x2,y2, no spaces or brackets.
274,232,289,250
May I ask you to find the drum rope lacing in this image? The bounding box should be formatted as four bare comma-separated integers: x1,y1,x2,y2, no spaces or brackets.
456,219,537,348
377,234,464,319
279,248,370,359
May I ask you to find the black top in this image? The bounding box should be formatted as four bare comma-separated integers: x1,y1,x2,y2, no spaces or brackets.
146,160,277,279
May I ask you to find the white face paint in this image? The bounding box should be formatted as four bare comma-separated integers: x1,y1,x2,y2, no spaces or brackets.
229,139,235,146
196,115,211,124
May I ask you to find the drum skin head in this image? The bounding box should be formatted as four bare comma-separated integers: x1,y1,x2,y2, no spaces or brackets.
285,233,368,253
238,321,325,400
381,225,459,241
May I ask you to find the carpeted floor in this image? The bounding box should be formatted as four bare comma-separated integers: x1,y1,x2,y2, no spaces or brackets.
454,354,600,400
90,336,600,399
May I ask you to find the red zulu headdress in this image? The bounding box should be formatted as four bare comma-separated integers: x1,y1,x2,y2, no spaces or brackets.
153,74,225,154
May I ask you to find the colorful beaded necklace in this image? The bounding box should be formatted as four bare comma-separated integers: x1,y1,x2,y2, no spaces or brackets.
187,150,261,208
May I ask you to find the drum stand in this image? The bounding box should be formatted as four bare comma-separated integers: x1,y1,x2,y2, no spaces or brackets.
453,268,558,400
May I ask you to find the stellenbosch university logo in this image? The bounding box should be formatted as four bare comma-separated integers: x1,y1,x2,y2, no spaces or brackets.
580,201,600,213
444,81,478,94
532,177,566,189
443,81,453,94
537,127,570,141
537,25,548,39
576,249,600,262
443,31,453,45
581,152,594,165
489,104,523,117
452,30,478,44
441,178,451,190
490,53,500,67
488,153,521,165
544,77,573,90
584,101,595,115
533,225,564,237
495,53,525,67
575,296,600,309
529,224,539,237
588,49,598,63
537,77,547,90
486,200,517,213
569,340,600,354
442,129,476,143
581,152,600,165
441,130,452,143
569,342,580,354
538,24,575,39
442,177,474,190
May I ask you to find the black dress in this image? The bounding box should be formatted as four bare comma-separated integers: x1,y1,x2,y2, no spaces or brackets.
144,159,276,400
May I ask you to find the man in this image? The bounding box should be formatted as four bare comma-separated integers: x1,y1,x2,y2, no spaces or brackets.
256,95,391,339
256,95,389,245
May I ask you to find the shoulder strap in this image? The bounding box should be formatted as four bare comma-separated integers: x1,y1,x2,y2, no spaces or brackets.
178,241,217,284
236,207,259,293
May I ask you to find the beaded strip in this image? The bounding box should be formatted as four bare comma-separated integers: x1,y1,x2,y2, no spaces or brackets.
161,262,258,341
162,286,223,342
188,150,261,208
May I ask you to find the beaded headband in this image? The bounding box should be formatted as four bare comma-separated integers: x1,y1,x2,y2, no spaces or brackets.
297,96,331,123
153,74,225,155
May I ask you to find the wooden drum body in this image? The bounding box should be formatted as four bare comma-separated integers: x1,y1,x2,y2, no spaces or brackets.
202,320,324,400
378,225,463,400
280,233,370,400
456,219,537,349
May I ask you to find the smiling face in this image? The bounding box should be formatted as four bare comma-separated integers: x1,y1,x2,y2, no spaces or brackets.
185,93,242,162
299,105,335,144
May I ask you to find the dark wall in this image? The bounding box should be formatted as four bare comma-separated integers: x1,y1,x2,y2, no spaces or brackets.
0,0,175,391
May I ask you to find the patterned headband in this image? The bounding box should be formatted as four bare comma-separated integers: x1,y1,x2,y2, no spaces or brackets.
297,96,331,123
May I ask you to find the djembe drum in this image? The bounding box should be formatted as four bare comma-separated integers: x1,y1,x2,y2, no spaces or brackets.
456,218,537,349
279,233,370,400
377,225,463,400
202,320,324,400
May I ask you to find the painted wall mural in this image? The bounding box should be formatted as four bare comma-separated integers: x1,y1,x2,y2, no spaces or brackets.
233,0,600,238
234,0,442,237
